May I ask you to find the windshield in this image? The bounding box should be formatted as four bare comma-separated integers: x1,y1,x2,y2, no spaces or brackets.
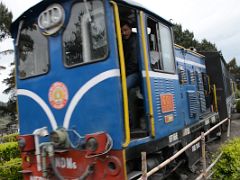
18,22,49,79
63,0,108,67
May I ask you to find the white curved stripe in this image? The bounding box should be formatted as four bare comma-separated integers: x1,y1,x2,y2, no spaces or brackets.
176,57,206,68
17,89,58,130
142,70,179,80
63,69,120,128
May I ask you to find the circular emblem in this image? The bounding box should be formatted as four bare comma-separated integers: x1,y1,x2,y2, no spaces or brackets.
49,82,68,109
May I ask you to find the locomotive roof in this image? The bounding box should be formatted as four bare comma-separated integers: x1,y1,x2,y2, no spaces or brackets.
199,51,228,66
116,0,172,26
175,44,205,59
11,0,172,36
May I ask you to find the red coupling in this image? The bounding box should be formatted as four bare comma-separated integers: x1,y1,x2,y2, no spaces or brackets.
18,135,35,152
85,132,110,156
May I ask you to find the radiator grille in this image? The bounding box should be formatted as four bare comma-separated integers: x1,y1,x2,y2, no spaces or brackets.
188,70,196,84
197,73,206,112
178,66,187,84
187,91,199,118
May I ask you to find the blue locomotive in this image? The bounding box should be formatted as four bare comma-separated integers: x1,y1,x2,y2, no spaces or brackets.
10,0,234,179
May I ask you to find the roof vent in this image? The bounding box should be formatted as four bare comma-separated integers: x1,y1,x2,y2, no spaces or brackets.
189,47,197,52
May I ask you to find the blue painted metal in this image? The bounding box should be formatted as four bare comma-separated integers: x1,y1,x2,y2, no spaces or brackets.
15,0,125,150
12,0,212,152
175,46,208,127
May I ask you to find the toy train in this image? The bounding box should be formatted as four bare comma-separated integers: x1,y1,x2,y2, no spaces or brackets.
10,0,235,179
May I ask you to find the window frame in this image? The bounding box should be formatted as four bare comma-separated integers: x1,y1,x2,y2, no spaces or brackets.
17,20,50,80
62,0,109,68
146,15,176,74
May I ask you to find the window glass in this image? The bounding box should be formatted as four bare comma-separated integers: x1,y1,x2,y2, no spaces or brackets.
147,17,175,73
63,0,108,67
158,23,175,73
18,22,49,79
147,18,162,70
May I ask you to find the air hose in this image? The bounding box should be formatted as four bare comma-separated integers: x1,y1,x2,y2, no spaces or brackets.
44,144,64,180
47,144,95,180
50,156,95,180
78,164,95,180
49,156,65,180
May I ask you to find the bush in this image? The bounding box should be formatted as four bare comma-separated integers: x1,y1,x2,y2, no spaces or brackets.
235,89,240,99
0,142,20,162
0,133,22,179
213,138,240,179
1,133,18,143
236,100,240,113
0,158,22,179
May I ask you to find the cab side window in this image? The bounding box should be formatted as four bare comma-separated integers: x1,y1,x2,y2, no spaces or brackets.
147,17,175,73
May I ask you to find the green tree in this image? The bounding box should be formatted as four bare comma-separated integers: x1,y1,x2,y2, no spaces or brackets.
227,58,240,76
173,23,198,48
196,38,218,52
0,2,13,75
1,67,16,121
0,2,13,41
173,23,218,52
0,3,16,122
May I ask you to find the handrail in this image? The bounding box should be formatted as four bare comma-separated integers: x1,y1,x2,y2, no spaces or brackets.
138,117,230,179
110,1,130,147
139,11,155,137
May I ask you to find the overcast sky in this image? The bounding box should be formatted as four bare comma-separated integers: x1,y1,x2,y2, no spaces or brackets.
137,0,240,63
0,0,240,102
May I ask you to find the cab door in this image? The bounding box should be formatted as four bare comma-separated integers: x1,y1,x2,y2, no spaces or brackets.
111,3,154,146
144,14,184,139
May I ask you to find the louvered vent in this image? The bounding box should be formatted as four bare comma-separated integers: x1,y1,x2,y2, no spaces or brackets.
188,70,195,84
187,91,199,118
178,66,187,84
198,91,207,112
197,73,206,112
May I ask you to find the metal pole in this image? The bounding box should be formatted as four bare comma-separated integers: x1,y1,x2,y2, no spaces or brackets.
227,118,231,137
141,152,147,180
201,132,207,180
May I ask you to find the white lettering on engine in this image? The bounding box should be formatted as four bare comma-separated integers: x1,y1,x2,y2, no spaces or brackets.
55,157,77,169
169,132,178,143
192,142,200,152
30,176,47,180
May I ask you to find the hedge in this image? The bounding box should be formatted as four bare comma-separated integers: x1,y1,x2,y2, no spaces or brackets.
0,158,22,179
236,100,240,113
0,142,20,162
235,89,240,99
213,138,240,179
0,133,22,179
0,133,18,143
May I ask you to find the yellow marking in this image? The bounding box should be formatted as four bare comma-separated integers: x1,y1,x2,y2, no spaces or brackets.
213,84,218,112
110,1,130,147
140,11,155,137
